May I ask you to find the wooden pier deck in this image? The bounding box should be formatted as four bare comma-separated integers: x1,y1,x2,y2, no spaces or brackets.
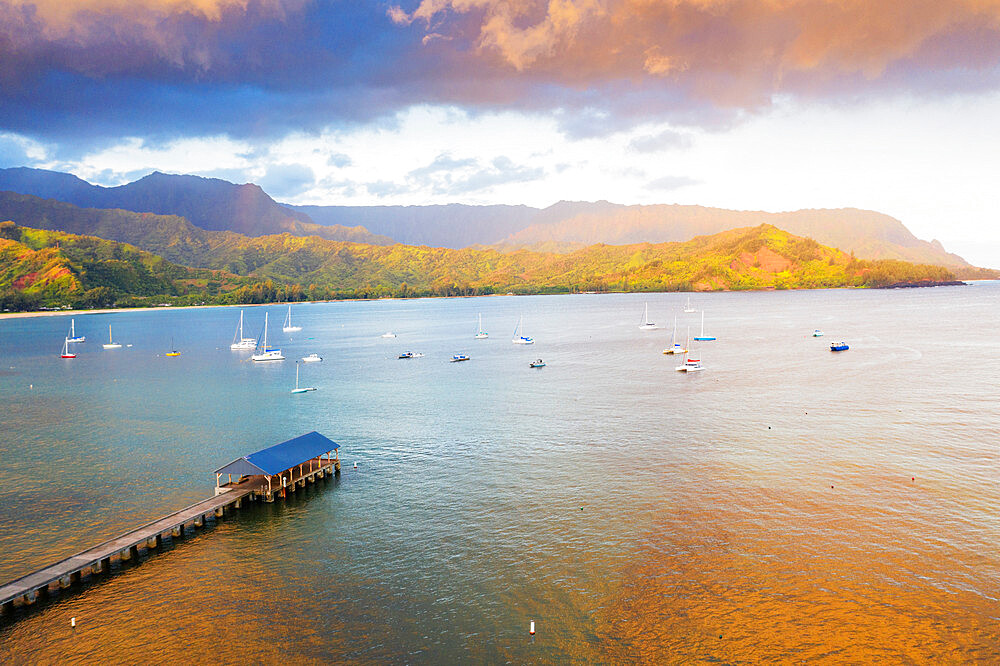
1,456,338,617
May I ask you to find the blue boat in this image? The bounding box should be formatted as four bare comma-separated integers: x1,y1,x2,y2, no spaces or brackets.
692,310,716,341
830,342,849,352
450,354,470,362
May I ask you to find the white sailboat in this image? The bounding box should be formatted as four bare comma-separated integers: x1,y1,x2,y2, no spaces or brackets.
102,324,122,349
475,313,488,339
675,355,704,372
512,315,534,344
290,361,316,393
663,316,687,354
66,318,85,343
252,312,285,362
693,310,716,341
230,310,257,350
282,305,302,333
683,296,696,313
60,336,76,359
638,302,657,330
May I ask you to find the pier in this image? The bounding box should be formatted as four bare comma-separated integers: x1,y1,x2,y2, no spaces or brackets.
1,431,340,618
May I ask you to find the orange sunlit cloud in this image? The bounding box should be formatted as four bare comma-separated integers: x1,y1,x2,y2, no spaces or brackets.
392,0,1000,104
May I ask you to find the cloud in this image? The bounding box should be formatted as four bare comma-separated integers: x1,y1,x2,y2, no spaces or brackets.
628,129,693,154
258,162,315,198
645,175,699,192
405,152,544,196
3,0,1000,150
327,152,352,168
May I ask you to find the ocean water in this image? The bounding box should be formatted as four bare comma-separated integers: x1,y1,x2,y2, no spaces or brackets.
0,287,998,662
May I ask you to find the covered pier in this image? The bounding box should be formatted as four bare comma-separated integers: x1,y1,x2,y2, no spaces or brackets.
214,430,341,502
1,431,341,618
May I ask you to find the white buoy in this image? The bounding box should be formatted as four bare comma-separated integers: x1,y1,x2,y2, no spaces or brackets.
529,620,535,635
71,617,76,628
353,462,358,469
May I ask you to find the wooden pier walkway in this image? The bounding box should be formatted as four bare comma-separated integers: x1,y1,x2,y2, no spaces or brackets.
1,454,338,617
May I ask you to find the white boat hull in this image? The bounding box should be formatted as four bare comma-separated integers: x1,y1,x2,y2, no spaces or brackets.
512,338,534,345
230,339,257,350
252,350,285,362
283,326,302,333
291,387,317,393
103,343,122,349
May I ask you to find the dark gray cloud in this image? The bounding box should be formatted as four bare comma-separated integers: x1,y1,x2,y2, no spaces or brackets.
3,0,1000,155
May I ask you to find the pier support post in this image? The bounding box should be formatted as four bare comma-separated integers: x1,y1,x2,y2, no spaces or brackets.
2,599,13,615
265,492,274,503
172,525,184,538
214,506,224,518
307,474,314,484
70,570,81,584
194,515,204,528
235,498,242,509
91,561,103,575
21,590,37,605
60,575,73,589
334,460,341,474
101,557,111,571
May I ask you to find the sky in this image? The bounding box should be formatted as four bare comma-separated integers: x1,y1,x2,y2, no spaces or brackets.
1,0,999,265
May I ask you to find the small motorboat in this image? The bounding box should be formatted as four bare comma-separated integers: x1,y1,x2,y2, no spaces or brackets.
398,351,415,359
662,344,687,355
301,353,323,363
450,354,470,362
830,342,849,352
675,358,704,372
381,332,397,338
813,329,824,337
529,359,546,368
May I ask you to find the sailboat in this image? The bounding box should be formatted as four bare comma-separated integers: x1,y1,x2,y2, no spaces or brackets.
230,310,257,350
512,315,534,344
282,305,302,333
693,310,716,341
290,362,316,393
102,324,122,349
675,355,704,372
663,316,687,354
60,336,76,359
251,312,285,362
639,302,657,330
475,313,488,339
683,296,696,313
165,337,180,357
66,318,85,343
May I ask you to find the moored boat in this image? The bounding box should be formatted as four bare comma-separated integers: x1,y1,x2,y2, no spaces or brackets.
830,342,849,352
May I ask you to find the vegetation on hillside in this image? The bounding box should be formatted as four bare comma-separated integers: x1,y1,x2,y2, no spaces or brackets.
0,220,959,311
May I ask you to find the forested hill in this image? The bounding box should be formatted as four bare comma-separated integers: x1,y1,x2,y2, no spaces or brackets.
0,219,957,311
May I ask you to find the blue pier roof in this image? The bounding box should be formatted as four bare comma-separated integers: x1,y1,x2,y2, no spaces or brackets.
215,431,339,477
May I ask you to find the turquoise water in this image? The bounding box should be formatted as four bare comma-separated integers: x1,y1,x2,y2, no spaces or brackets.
1,288,999,661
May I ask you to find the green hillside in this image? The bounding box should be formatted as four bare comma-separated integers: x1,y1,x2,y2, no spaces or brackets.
0,222,254,310
0,219,957,311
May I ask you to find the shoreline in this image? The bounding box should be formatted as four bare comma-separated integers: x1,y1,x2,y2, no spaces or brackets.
2,279,986,321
